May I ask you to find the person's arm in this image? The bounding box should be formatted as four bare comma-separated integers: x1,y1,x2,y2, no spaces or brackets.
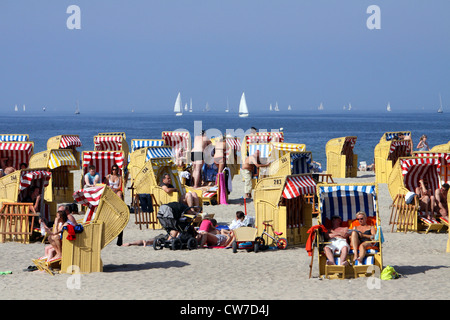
161,184,178,194
117,176,123,191
416,141,423,149
33,195,41,212
84,174,91,187
94,173,100,185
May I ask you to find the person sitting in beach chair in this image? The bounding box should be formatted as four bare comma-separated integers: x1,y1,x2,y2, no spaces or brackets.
323,216,350,266
160,173,200,212
84,165,100,188
105,164,123,200
434,183,449,219
22,186,41,214
415,178,434,219
349,211,376,264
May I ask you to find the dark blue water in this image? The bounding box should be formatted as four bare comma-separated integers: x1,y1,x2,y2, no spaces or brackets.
3,111,449,166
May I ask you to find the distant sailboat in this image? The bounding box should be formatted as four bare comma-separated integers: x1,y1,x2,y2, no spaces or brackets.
225,98,230,112
43,106,46,112
438,94,444,113
184,103,188,112
189,98,193,113
23,104,26,112
287,105,292,111
204,102,211,112
238,92,249,118
318,102,324,111
269,104,273,111
274,102,280,112
348,103,352,111
174,92,182,116
75,101,80,115
387,102,392,112
14,104,18,112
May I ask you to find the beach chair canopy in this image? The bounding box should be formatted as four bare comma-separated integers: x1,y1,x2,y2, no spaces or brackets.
225,137,241,157
131,139,164,153
388,140,411,159
383,131,411,142
47,150,78,170
162,131,190,165
145,147,173,161
82,151,125,183
400,157,441,195
282,175,316,199
269,142,306,158
19,170,52,191
73,186,105,223
0,142,34,169
290,152,312,174
341,137,356,154
57,135,82,149
248,143,270,159
319,185,377,223
245,132,284,144
94,135,124,151
0,134,28,142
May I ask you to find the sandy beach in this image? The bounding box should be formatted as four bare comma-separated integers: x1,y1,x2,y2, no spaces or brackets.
0,170,449,301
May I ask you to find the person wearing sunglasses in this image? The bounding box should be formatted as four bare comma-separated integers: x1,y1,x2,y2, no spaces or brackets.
105,165,123,200
349,211,376,264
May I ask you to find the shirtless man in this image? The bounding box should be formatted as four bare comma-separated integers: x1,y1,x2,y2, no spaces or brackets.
415,178,433,219
213,135,227,174
191,130,211,188
324,216,350,266
434,183,449,218
241,150,269,199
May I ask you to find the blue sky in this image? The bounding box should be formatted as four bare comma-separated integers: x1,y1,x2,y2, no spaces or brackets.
1,0,449,113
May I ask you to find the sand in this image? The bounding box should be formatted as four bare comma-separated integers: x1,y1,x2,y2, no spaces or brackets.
0,170,449,300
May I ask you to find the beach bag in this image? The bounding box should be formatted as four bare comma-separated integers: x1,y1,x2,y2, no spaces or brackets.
381,265,400,280
405,192,416,204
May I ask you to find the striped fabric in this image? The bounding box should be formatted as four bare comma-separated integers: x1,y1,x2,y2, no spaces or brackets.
248,144,270,158
0,142,33,169
385,132,411,141
131,139,164,153
73,186,105,223
48,150,78,170
225,137,241,157
94,136,123,151
19,170,52,191
282,175,317,199
415,152,450,164
353,256,375,266
389,140,411,154
162,131,190,164
269,142,306,159
0,134,28,142
246,132,284,144
400,158,441,195
319,185,377,222
290,152,312,174
59,135,82,149
82,151,125,182
146,147,173,160
343,137,357,150
203,192,216,198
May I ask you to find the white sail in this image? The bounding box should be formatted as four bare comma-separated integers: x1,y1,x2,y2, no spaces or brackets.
75,100,80,114
23,104,26,112
14,104,18,112
348,103,352,111
225,98,230,112
288,105,291,111
184,103,188,111
438,94,443,113
238,92,249,117
318,102,324,111
43,106,46,112
387,102,391,112
189,98,193,112
274,102,279,111
174,92,182,116
269,104,273,111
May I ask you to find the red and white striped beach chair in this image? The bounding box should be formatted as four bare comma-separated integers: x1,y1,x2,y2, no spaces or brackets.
162,131,191,167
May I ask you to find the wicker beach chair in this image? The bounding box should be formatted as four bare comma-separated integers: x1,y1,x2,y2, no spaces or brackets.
325,136,357,178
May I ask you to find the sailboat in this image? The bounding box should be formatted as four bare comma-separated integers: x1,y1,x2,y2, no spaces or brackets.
23,104,26,112
43,106,46,112
14,104,18,112
238,92,249,118
347,103,352,111
387,102,392,112
287,105,292,111
438,94,444,113
274,102,280,112
225,98,230,112
189,98,193,113
75,101,80,114
204,102,211,112
318,102,324,111
174,92,182,116
269,104,273,111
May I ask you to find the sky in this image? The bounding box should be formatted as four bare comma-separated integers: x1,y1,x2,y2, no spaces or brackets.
1,0,449,114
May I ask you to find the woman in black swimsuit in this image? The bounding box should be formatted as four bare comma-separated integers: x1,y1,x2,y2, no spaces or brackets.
350,211,376,264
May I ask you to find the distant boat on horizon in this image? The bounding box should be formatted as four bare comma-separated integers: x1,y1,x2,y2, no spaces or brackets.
438,94,444,113
274,102,280,112
75,101,80,115
318,102,324,111
189,98,193,112
23,104,26,112
225,98,230,112
174,92,182,116
43,106,46,112
387,102,392,112
14,104,18,112
238,92,249,118
288,105,291,111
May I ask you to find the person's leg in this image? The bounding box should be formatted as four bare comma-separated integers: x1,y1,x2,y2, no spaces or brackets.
349,231,360,262
324,246,335,265
339,246,349,266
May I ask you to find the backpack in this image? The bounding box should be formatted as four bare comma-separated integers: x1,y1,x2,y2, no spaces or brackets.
381,265,400,280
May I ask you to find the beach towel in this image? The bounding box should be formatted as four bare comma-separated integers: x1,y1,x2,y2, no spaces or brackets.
217,172,228,205
306,225,328,256
66,224,76,241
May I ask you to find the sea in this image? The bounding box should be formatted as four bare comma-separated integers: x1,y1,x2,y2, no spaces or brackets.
3,111,450,167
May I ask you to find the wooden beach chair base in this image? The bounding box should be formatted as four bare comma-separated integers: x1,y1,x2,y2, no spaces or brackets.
325,265,346,280
418,214,446,234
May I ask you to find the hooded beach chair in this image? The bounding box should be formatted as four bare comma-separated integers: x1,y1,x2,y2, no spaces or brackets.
129,139,165,182
46,135,83,166
254,174,316,246
129,143,172,184
240,131,284,165
388,156,446,233
310,183,383,279
374,131,413,184
28,149,79,220
34,185,129,274
0,169,52,243
162,131,191,168
0,139,34,170
325,136,357,178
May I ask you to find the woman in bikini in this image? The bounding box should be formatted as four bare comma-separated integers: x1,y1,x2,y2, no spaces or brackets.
106,165,123,200
350,211,376,264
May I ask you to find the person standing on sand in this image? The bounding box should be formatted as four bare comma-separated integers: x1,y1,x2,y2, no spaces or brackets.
191,130,211,188
241,150,269,199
